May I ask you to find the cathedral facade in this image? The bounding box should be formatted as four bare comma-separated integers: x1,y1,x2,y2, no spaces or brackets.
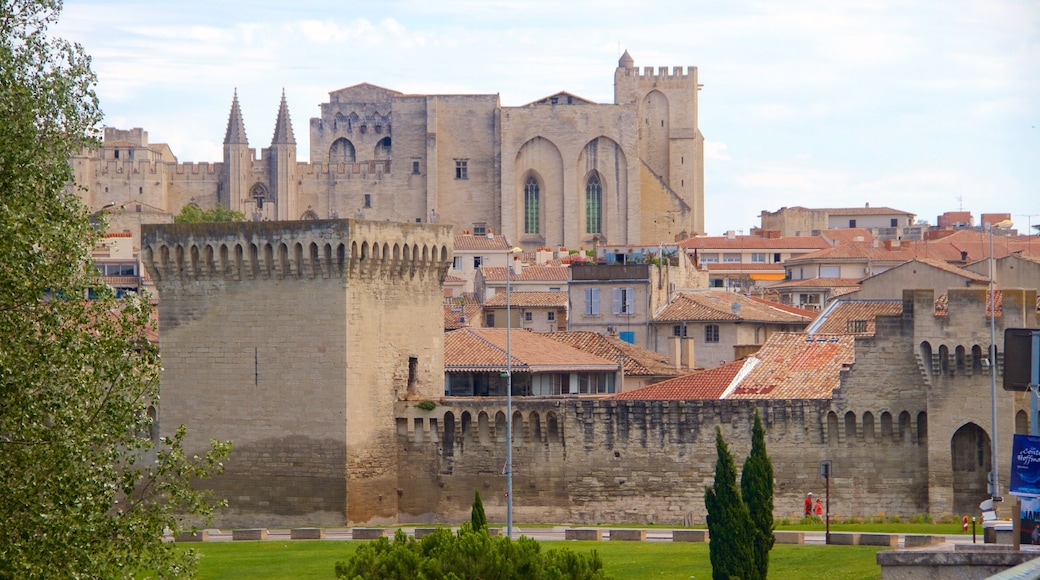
72,52,704,249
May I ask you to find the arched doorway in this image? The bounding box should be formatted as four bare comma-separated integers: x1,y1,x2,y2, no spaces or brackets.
951,423,991,515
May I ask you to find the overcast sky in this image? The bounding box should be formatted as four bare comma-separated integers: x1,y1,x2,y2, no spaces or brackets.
55,0,1038,235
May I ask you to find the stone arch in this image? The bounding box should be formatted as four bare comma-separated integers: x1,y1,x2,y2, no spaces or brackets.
336,243,346,271
938,345,950,375
951,422,991,515
1017,410,1030,434
249,182,269,211
263,243,274,277
972,345,984,373
393,243,401,261
844,411,857,442
234,244,243,279
329,137,356,164
899,411,912,444
863,411,876,442
443,412,455,457
531,411,542,442
826,411,840,445
293,243,304,277
512,410,524,445
219,244,229,276
203,245,215,276
461,411,472,444
920,341,933,375
361,241,369,261
278,243,289,278
174,245,184,278
917,411,928,445
495,411,507,443
189,244,200,277
440,246,448,262
639,89,670,180
577,136,627,243
477,411,490,446
248,243,259,277
514,137,564,245
300,208,319,220
309,242,320,278
375,136,391,161
547,411,559,443
880,411,893,442
955,345,966,374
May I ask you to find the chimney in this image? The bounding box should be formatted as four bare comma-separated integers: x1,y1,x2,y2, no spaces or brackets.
731,302,742,317
669,336,682,370
511,253,522,276
960,250,968,262
681,337,696,370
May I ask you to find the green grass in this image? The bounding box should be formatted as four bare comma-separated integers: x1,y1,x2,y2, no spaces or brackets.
188,540,885,579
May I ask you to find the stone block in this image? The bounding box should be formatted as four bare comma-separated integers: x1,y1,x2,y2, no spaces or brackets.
609,529,646,541
565,529,603,541
859,533,897,546
773,531,804,544
290,528,326,540
352,528,388,540
232,528,268,541
827,532,859,545
903,535,945,548
672,529,709,542
175,530,209,542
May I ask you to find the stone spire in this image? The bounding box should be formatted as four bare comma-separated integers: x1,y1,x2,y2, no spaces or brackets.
618,49,634,69
223,89,248,145
271,89,295,145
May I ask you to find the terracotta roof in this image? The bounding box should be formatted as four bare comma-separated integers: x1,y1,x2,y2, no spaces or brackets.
453,234,509,251
819,228,873,245
747,296,818,318
481,265,571,282
726,333,855,399
765,278,863,290
879,257,989,283
445,328,616,372
483,291,568,308
444,303,483,330
808,300,902,335
609,359,746,400
653,290,814,324
540,332,681,378
703,263,785,272
679,235,830,251
784,241,917,264
912,230,1040,263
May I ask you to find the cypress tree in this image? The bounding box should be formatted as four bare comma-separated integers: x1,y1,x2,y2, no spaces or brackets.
471,490,488,533
741,411,775,580
705,427,756,580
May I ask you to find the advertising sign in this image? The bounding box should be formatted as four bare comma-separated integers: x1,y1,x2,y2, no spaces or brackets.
1023,497,1040,546
1010,434,1040,497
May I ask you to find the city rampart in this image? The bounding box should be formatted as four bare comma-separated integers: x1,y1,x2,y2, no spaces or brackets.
143,219,453,527
395,396,930,526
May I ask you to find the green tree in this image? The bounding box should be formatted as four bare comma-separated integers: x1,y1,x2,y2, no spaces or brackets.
471,489,488,533
741,412,775,579
705,427,756,580
173,203,245,223
0,2,230,578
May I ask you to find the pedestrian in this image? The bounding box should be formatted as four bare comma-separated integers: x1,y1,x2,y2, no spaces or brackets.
804,492,813,516
815,498,823,517
1032,523,1040,545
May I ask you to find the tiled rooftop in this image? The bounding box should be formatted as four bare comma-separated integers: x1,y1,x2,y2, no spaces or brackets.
481,265,572,282
445,328,616,372
679,235,831,251
609,359,746,400
540,332,681,378
726,333,855,399
444,303,483,330
765,278,863,290
653,290,815,324
483,291,568,308
808,300,903,335
454,234,509,251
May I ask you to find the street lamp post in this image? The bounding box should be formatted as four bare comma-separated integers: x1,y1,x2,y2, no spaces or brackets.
988,219,1014,502
505,246,522,538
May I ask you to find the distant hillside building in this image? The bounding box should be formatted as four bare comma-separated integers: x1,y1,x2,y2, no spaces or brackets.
72,52,705,251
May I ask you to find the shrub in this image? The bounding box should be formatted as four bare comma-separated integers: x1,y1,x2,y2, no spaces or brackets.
416,400,436,411
471,490,487,533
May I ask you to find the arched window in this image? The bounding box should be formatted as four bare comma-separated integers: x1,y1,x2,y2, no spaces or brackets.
524,176,540,234
329,138,356,164
585,174,602,234
250,183,267,210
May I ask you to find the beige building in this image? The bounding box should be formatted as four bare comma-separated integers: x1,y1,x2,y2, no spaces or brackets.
72,52,704,251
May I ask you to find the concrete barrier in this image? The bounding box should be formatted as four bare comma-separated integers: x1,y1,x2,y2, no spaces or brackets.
413,528,438,539
672,530,709,542
175,530,209,542
609,529,646,541
773,531,804,544
352,528,388,540
827,532,859,545
903,535,945,548
565,529,603,541
232,529,268,541
859,533,898,547
290,528,326,540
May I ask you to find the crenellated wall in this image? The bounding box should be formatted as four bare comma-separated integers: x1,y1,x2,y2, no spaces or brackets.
143,219,453,527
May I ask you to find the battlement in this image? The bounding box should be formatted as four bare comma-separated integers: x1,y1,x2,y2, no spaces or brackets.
301,160,392,177
618,65,697,81
141,219,453,284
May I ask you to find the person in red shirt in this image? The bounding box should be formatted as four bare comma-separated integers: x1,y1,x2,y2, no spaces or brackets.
804,493,813,516
815,499,823,517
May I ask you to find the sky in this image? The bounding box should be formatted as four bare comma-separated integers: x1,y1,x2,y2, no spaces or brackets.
54,0,1039,235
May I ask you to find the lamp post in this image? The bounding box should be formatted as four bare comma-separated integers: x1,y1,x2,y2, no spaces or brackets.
505,246,522,538
988,219,1014,502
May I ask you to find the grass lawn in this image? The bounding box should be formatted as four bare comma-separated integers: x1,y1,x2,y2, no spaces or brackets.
188,540,886,579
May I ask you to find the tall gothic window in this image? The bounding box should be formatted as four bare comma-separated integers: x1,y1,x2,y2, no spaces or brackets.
585,174,602,234
524,176,540,234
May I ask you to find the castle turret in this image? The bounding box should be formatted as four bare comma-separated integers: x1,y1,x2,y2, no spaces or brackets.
222,90,252,215
267,89,298,220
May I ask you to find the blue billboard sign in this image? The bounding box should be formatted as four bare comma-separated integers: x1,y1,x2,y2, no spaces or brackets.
1010,434,1040,497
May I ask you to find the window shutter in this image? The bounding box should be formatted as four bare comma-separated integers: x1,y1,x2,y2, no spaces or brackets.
612,288,621,314
625,287,634,314
591,288,600,316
